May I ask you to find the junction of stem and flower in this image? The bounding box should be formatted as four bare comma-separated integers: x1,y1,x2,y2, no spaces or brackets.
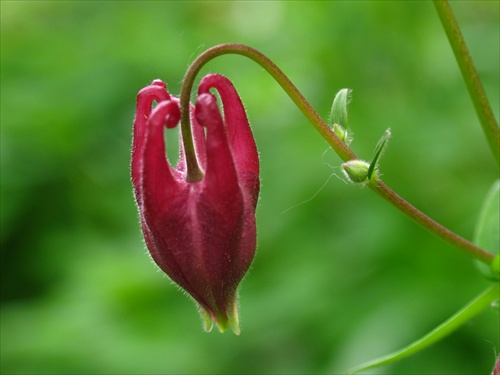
179,43,495,265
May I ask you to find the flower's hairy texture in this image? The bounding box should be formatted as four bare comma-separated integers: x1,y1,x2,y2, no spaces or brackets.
131,75,259,334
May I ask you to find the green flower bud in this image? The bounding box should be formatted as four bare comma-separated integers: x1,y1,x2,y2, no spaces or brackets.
333,123,351,144
342,160,369,183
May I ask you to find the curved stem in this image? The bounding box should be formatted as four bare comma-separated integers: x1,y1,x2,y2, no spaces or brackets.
368,179,494,264
179,44,356,182
434,0,500,166
180,43,494,264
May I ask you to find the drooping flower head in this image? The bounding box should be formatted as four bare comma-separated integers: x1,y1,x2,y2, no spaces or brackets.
131,74,259,334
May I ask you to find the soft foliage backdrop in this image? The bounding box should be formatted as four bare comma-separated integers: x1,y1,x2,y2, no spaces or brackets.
1,1,499,374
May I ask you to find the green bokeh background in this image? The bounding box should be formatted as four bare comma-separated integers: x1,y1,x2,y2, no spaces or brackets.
1,1,499,374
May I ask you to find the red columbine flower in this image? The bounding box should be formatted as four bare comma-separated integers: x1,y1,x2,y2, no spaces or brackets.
131,74,259,334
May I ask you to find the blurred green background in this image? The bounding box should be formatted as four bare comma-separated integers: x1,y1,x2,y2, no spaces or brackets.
1,1,499,374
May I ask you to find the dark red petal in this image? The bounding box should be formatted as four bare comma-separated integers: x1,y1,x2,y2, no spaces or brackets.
198,74,259,205
194,93,246,313
141,100,180,212
195,93,240,201
131,80,170,206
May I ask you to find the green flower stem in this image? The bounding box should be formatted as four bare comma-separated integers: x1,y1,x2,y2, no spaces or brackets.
180,43,494,264
433,0,500,166
346,282,500,374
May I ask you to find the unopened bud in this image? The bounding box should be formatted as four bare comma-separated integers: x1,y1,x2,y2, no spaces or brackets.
333,123,351,144
342,160,369,183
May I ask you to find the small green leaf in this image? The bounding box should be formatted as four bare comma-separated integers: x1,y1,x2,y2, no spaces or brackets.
367,128,391,180
346,283,500,374
329,88,352,129
474,179,500,280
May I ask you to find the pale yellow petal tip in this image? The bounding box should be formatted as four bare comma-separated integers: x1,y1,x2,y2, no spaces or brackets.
228,298,241,335
199,306,214,333
214,301,240,335
197,299,241,335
